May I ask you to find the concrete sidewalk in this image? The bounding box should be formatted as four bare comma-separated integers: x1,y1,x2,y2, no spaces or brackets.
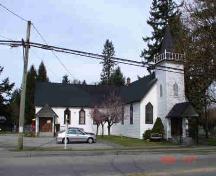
0,134,119,151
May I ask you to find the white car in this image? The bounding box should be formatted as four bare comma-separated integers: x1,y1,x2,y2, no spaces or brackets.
56,128,96,144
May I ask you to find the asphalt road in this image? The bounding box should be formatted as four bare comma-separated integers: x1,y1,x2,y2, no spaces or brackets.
1,134,216,175
1,152,216,176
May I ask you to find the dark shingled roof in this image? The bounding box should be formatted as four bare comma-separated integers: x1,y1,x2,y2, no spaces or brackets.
166,102,198,118
160,25,175,54
120,74,157,103
36,104,58,117
35,74,157,107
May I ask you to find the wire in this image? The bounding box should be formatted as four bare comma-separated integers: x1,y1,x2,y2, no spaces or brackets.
0,3,202,76
0,3,75,79
0,3,28,22
32,24,48,44
0,40,191,75
32,23,75,79
31,49,59,78
28,41,185,75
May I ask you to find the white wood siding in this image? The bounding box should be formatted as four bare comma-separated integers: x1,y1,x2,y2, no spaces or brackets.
111,102,141,139
36,107,108,135
140,83,157,139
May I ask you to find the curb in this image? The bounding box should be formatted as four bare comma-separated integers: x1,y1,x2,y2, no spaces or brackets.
2,146,216,158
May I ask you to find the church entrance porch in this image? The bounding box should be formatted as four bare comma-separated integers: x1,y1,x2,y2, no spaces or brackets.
171,118,182,137
39,117,53,132
166,102,199,145
36,104,58,137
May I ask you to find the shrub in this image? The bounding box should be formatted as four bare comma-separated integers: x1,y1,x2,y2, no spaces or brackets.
151,117,165,136
143,129,151,140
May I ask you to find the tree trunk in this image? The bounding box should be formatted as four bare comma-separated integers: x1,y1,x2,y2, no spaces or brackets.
96,124,99,136
204,98,209,139
108,125,111,136
101,124,104,137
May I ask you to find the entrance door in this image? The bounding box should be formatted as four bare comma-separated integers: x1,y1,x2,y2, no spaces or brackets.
171,118,182,136
39,118,52,132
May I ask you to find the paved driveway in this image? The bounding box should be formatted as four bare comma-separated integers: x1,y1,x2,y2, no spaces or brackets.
0,134,118,150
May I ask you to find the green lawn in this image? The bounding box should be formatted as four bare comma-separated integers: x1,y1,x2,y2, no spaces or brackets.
208,138,216,146
97,135,174,148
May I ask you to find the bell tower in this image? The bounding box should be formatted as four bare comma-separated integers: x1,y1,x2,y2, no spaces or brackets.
154,26,186,139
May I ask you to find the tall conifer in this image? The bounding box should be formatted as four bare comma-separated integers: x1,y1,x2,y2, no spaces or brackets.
25,65,37,124
100,39,115,85
110,67,125,86
37,61,49,82
141,0,181,62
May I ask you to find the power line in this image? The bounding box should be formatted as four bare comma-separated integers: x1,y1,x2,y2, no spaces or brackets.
28,41,185,72
31,24,151,72
30,49,59,78
0,40,186,75
0,3,74,79
0,3,185,75
32,23,48,44
32,23,75,79
29,41,185,74
0,3,28,22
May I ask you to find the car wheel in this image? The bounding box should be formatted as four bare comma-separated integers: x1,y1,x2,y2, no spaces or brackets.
87,138,93,144
62,138,69,144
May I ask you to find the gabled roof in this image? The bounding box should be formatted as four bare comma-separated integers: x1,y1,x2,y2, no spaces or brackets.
166,102,198,118
36,104,58,117
159,25,175,54
35,74,157,107
120,73,157,103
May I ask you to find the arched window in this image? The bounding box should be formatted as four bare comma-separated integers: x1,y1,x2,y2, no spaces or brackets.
64,108,71,124
160,84,163,97
130,104,133,124
145,103,153,124
173,83,178,96
79,108,85,125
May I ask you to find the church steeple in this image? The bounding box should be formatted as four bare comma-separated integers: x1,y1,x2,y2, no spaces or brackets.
159,25,175,54
154,25,184,65
154,26,186,140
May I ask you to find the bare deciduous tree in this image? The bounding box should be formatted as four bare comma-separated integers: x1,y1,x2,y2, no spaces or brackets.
90,106,106,136
201,106,216,136
102,92,124,136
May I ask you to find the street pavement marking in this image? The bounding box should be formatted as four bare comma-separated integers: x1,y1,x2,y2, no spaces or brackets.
160,155,198,165
128,167,216,176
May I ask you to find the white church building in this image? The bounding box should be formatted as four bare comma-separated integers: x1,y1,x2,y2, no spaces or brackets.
34,27,198,140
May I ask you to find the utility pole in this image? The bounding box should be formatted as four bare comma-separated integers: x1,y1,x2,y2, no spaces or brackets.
18,21,31,150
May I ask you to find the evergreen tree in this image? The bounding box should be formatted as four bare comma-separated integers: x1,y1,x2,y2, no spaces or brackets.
37,61,49,82
151,117,165,135
9,89,21,129
72,79,81,84
110,67,125,86
0,66,14,128
62,74,70,84
100,39,116,85
25,65,37,124
82,80,87,85
141,0,181,61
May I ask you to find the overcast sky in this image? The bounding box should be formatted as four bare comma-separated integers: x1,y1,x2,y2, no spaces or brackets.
0,0,154,87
